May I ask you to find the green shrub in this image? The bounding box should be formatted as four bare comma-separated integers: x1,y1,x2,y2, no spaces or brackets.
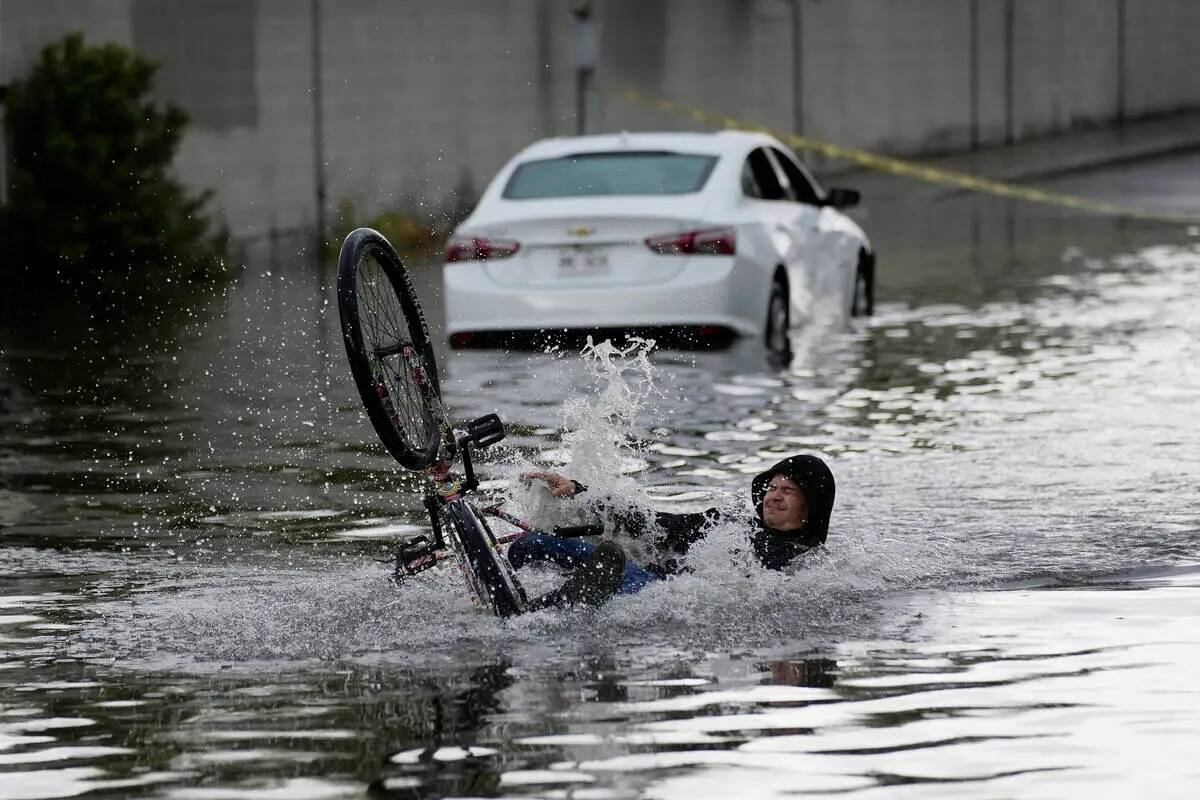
331,199,444,258
0,33,227,289
326,170,477,262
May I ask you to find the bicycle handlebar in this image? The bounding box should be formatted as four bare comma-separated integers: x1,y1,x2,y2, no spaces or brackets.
481,505,604,541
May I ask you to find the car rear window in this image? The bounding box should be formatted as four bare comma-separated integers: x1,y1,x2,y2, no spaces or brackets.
502,151,718,199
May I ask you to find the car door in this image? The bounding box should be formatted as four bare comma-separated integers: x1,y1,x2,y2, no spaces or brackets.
736,147,804,325
769,146,861,311
738,146,825,327
739,146,812,266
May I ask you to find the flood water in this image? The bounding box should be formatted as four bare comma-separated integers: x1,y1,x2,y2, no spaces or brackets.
2,152,1199,799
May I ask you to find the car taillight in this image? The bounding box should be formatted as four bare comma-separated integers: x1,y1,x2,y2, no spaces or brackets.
645,227,736,256
444,235,520,263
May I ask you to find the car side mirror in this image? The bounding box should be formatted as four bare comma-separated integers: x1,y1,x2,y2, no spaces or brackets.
823,187,860,209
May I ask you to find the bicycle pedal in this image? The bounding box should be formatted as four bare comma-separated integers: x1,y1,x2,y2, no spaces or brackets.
395,536,439,576
466,413,506,448
401,552,439,576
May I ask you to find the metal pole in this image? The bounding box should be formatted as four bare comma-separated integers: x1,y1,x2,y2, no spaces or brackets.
970,0,979,150
0,110,7,206
571,2,600,135
0,17,7,208
311,0,327,250
792,0,804,141
1004,0,1015,145
577,68,593,135
1116,0,1126,125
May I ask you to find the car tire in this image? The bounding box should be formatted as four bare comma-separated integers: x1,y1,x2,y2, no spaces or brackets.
850,254,875,317
764,278,790,354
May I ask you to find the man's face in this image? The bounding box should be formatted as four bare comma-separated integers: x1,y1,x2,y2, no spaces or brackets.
762,475,809,531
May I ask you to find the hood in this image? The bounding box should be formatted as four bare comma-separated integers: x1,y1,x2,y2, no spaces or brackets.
751,454,836,545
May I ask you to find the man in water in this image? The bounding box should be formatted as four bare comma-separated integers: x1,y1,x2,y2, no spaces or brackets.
513,454,836,608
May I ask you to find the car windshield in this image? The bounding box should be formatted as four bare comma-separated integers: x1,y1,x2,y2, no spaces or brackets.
501,151,719,199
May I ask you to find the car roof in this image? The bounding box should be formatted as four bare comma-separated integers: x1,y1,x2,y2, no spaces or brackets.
512,130,779,161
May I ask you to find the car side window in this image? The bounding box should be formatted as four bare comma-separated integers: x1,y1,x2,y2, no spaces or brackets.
770,147,822,206
744,148,786,201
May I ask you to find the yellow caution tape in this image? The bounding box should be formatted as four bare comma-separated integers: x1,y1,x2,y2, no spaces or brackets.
612,89,1199,225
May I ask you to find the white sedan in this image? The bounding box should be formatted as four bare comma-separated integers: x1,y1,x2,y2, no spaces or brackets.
442,130,873,350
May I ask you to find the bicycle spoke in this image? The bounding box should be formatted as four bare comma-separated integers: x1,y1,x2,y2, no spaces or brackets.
354,250,436,451
338,229,525,615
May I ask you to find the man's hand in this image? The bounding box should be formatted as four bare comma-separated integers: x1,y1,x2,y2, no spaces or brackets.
520,471,579,498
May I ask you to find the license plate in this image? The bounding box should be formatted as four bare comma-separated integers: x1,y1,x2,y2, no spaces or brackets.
558,247,610,275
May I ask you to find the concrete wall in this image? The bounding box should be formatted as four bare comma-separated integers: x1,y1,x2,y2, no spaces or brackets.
799,0,974,154
142,1,317,238
602,0,797,137
319,0,575,232
1,0,1198,239
973,0,1010,147
1010,0,1119,139
1123,0,1200,117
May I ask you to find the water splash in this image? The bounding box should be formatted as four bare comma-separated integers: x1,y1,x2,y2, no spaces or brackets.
69,334,929,664
558,337,660,493
503,337,664,533
62,240,1200,667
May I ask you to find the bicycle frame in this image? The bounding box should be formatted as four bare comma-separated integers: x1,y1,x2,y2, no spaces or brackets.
392,503,569,573
391,414,601,587
386,406,609,619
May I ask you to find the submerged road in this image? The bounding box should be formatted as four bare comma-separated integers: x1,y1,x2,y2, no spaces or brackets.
2,145,1199,798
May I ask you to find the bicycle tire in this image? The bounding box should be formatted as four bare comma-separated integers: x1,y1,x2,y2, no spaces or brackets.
446,502,528,618
337,227,443,470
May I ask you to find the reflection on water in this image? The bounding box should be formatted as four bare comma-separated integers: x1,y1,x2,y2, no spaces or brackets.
3,180,1200,797
3,586,1198,798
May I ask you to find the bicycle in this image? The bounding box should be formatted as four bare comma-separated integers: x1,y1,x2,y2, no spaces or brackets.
335,228,599,617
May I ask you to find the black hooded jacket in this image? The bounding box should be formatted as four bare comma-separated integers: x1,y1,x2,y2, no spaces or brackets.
747,454,836,570
593,454,836,573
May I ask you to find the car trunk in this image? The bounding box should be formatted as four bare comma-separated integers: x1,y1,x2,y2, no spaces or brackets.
471,197,713,289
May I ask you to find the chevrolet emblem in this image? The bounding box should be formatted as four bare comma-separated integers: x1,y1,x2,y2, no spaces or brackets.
567,225,595,237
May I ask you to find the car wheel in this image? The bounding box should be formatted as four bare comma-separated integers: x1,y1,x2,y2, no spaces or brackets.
850,255,874,317
764,278,790,353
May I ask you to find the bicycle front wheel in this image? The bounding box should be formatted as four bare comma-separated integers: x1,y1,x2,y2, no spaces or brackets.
337,228,443,470
447,502,528,618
